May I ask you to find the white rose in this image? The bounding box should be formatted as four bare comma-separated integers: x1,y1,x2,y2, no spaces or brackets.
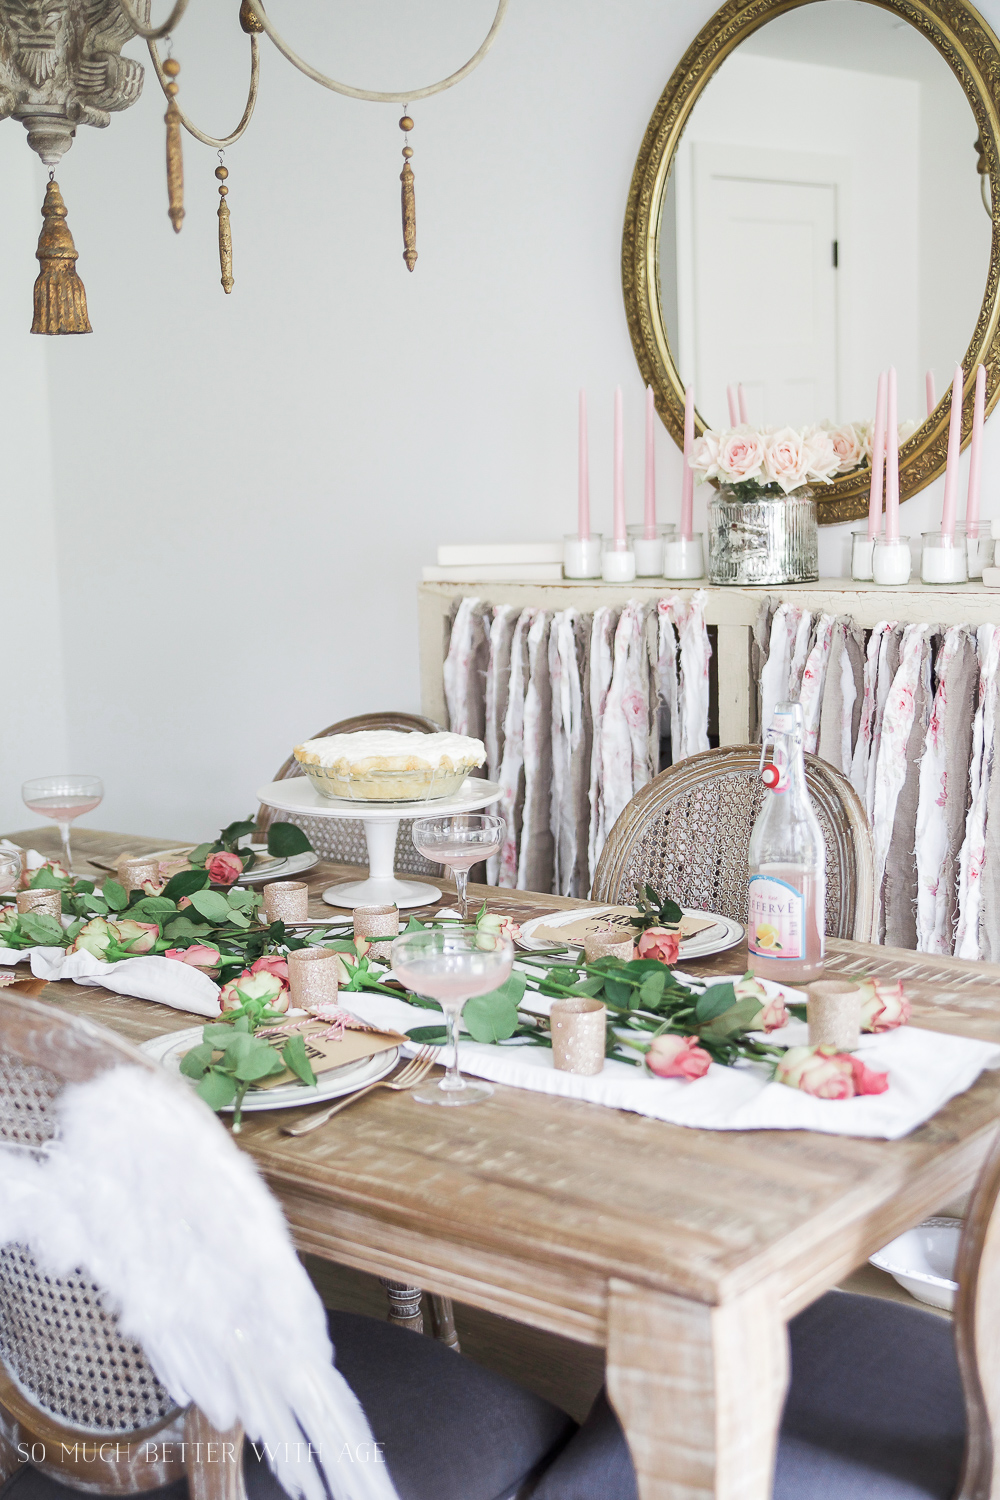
763,427,811,494
689,430,723,482
824,422,864,474
898,418,917,444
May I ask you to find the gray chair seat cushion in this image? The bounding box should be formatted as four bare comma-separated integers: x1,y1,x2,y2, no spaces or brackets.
1,1310,575,1500
532,1290,966,1500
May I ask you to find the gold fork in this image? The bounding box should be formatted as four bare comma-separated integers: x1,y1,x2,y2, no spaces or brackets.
280,1047,437,1135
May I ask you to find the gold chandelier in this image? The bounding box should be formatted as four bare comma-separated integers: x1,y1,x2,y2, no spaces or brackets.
0,0,508,333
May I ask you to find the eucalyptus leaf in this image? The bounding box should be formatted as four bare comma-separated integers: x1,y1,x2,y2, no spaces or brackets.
602,977,632,1008
127,896,176,921
102,880,129,911
698,996,764,1042
189,890,234,922
222,907,251,929
162,916,212,940
188,843,215,866
196,1070,238,1110
83,895,109,916
406,1025,448,1045
179,1042,214,1078
232,1039,286,1083
695,983,738,1023
639,970,667,1006
162,868,211,903
281,1033,317,1087
202,1023,236,1046
226,886,256,910
267,823,312,858
464,991,519,1043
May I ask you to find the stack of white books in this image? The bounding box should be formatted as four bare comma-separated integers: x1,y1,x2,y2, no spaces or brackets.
422,543,564,583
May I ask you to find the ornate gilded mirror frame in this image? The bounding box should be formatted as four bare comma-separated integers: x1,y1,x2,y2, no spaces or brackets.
622,0,1000,524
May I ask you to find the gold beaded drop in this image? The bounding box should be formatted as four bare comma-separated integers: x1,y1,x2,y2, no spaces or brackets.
216,156,233,294
163,54,184,233
399,111,417,272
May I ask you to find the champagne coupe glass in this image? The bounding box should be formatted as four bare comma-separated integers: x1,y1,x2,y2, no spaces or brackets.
0,848,21,899
22,775,104,875
391,925,513,1106
411,813,505,919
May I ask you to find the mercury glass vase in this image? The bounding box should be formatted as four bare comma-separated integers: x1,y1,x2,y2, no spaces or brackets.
708,486,819,586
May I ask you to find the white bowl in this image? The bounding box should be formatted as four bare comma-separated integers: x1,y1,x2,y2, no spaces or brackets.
869,1217,961,1310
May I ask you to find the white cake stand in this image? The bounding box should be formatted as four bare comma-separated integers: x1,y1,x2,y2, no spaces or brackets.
256,777,502,910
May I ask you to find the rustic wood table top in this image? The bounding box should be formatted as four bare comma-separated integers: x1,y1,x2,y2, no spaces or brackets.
8,825,1000,1500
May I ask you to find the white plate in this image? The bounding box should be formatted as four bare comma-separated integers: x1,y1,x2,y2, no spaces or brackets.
139,1026,399,1112
869,1217,961,1310
517,907,745,961
236,848,320,885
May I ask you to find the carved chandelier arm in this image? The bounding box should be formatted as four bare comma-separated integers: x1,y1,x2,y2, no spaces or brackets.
115,0,190,43
147,34,260,147
244,0,509,103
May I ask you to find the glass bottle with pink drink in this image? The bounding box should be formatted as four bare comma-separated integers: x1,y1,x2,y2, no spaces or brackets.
747,702,826,983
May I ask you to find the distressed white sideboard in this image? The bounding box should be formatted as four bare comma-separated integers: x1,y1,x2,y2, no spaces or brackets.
418,579,1000,744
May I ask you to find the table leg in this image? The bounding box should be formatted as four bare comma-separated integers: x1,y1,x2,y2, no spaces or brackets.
606,1277,788,1500
379,1277,424,1333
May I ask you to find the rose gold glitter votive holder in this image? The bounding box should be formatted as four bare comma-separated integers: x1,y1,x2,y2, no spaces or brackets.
16,889,62,919
583,929,635,963
118,856,160,896
353,903,399,962
288,947,340,1010
807,981,861,1051
263,881,309,923
550,997,607,1076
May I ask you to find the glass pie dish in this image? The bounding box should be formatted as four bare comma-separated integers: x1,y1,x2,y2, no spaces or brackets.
297,762,475,803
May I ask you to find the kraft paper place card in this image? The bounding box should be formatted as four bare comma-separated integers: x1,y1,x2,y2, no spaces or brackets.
530,907,717,947
251,1020,406,1090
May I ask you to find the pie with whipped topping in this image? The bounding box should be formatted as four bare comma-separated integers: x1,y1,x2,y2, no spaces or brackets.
293,731,486,801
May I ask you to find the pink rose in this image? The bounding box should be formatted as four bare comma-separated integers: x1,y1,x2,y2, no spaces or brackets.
763,428,810,494
717,429,766,485
636,928,680,965
68,917,115,958
219,966,290,1013
164,944,222,970
645,1034,711,1080
177,896,193,910
802,426,839,484
689,430,723,482
206,851,244,886
824,422,864,474
776,1045,888,1099
250,954,289,982
111,919,159,955
20,858,68,890
734,973,788,1032
141,878,168,896
477,912,522,945
857,979,910,1033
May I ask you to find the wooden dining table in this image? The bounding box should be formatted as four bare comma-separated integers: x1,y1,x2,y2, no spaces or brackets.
8,824,1000,1500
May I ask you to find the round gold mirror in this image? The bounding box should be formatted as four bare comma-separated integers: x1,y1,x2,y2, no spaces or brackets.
623,0,1000,524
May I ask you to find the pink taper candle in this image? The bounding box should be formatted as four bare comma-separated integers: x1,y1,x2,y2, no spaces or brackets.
578,389,590,540
644,385,656,539
613,386,626,549
941,364,964,542
926,370,936,418
867,370,887,541
737,383,749,424
885,367,899,542
680,385,695,541
967,362,986,532
727,385,739,427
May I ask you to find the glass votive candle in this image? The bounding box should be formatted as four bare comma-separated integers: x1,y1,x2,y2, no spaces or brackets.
16,888,62,919
662,533,705,580
851,528,876,581
627,523,675,578
966,521,991,580
583,929,636,963
563,533,603,579
263,881,309,923
287,947,340,1010
807,981,861,1051
118,856,161,895
550,997,607,1075
921,530,968,584
353,902,399,962
601,542,636,583
872,535,912,585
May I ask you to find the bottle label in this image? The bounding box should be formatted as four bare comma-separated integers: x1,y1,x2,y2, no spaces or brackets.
747,876,805,961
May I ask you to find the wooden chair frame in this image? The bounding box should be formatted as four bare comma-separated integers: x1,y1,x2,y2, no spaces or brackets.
592,746,877,943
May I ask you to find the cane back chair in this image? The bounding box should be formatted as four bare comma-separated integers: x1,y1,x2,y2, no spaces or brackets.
0,989,245,1500
256,712,445,878
592,747,876,943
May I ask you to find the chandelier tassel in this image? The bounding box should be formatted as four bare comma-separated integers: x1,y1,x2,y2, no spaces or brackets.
216,157,233,293
399,111,417,271
164,55,185,232
31,178,91,336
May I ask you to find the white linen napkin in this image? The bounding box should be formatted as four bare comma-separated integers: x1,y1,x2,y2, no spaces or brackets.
0,945,221,1019
340,977,1000,1140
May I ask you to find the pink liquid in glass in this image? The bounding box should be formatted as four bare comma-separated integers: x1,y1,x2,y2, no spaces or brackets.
393,955,512,1011
24,795,102,822
415,838,501,871
747,865,825,983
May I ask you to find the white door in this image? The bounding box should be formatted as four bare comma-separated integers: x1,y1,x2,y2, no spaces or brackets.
689,144,839,431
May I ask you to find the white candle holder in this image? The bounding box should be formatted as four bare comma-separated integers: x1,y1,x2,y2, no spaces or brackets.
966,521,991,580
601,544,636,583
872,535,912,586
627,522,674,578
921,529,967,584
851,528,876,581
563,532,603,579
662,533,705,580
